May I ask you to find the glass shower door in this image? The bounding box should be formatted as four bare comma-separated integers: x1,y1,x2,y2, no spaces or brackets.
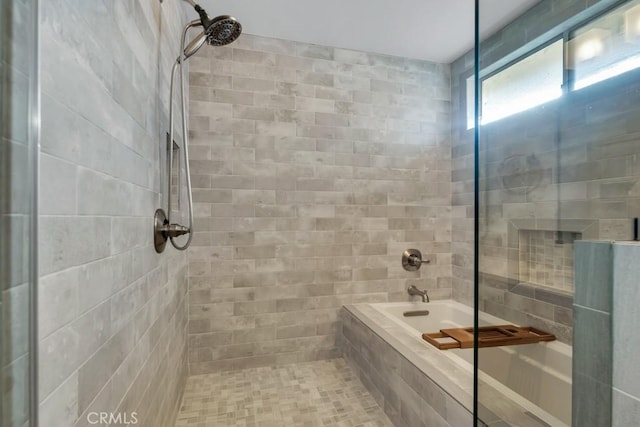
0,0,39,425
474,0,640,425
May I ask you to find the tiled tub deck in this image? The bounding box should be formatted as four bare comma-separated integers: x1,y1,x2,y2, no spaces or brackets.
339,300,572,427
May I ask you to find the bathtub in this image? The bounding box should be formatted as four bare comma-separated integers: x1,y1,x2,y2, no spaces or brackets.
342,300,572,426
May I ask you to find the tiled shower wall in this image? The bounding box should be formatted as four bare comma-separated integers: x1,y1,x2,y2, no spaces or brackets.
186,35,452,374
451,0,640,344
38,2,189,426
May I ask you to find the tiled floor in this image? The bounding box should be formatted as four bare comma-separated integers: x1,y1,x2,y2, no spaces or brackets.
175,358,393,427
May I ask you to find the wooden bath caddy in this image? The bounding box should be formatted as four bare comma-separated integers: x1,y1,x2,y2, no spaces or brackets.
422,325,555,350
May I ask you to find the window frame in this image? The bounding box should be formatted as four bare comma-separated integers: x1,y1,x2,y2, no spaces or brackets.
471,0,637,128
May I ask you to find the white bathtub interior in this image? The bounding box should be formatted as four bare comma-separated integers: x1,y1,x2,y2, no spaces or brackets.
368,300,572,426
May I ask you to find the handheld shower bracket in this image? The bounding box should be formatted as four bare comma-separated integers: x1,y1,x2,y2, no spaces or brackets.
154,209,191,253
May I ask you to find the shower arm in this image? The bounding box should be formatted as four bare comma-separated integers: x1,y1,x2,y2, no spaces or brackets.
167,20,200,251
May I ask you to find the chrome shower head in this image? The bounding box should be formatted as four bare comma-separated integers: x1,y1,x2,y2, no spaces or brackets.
179,15,242,62
204,15,242,46
189,1,242,46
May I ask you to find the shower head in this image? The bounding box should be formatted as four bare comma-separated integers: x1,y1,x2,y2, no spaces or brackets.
204,15,242,46
188,1,242,46
179,16,242,62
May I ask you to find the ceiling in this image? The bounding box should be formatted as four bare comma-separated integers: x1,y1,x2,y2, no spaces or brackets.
194,0,541,63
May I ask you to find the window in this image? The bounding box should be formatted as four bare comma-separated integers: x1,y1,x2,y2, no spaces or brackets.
468,0,640,128
569,1,640,90
466,76,475,130
481,40,563,126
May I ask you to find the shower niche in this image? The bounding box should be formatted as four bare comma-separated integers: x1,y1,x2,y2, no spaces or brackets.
518,230,580,293
508,219,598,295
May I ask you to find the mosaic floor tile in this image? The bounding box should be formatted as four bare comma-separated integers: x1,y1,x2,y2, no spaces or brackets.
175,358,393,427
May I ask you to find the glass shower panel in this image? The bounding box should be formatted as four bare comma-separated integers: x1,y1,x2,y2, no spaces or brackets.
0,0,39,425
475,0,640,425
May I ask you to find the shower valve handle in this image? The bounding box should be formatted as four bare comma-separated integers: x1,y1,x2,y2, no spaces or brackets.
402,249,431,271
408,254,429,266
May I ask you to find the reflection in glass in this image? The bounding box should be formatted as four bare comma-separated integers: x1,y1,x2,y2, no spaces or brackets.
569,0,640,90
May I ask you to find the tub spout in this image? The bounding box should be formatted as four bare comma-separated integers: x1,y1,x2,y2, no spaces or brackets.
408,285,429,303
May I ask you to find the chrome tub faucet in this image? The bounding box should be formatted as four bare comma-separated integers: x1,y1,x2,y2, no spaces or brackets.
408,285,429,303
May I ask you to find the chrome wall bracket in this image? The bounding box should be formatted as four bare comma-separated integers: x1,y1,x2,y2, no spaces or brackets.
154,209,169,253
154,208,191,253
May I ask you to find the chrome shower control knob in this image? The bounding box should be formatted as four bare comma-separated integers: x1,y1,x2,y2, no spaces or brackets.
402,249,431,271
